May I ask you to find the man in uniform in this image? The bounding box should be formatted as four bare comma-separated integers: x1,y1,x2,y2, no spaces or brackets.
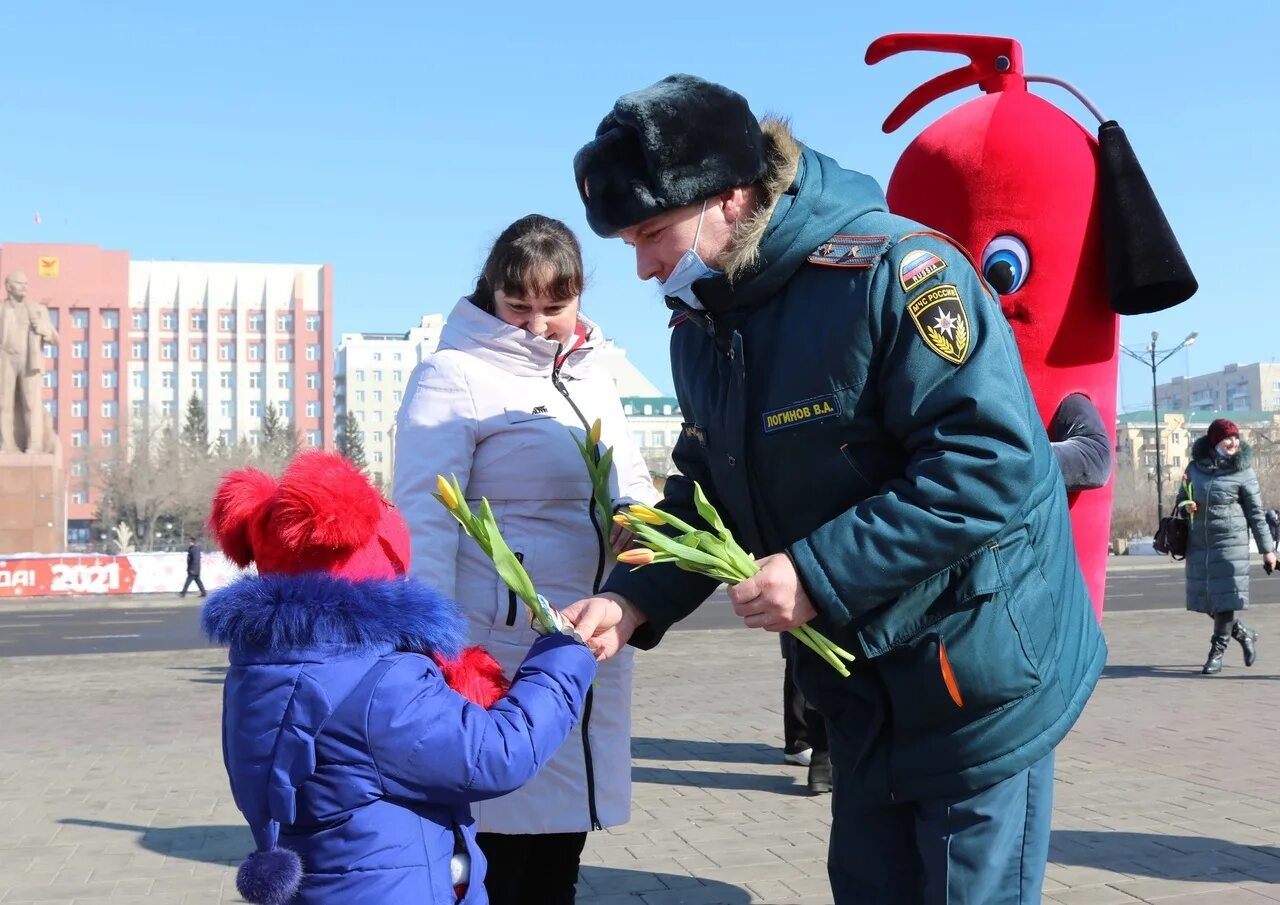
563,75,1106,904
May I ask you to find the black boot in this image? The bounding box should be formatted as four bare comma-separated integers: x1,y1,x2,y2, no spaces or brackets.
1232,621,1258,667
1202,634,1230,675
807,750,832,795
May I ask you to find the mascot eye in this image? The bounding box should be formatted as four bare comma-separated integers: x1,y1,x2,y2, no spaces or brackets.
981,235,1031,294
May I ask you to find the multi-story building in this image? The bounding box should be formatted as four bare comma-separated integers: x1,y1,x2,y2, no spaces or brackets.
1157,363,1280,414
1116,409,1280,485
0,242,335,544
620,396,684,478
336,315,445,490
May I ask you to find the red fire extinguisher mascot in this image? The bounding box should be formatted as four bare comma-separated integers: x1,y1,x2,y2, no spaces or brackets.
868,34,1197,618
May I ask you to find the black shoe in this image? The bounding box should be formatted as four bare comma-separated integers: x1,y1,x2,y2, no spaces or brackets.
1232,621,1258,667
1202,633,1230,675
807,753,832,795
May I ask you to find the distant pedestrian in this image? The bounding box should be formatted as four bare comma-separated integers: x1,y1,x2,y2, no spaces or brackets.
180,537,206,598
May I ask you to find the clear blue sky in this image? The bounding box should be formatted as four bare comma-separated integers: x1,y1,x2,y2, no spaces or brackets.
2,1,1270,409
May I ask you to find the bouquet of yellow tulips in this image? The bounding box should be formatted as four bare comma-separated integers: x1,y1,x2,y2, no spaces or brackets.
613,484,856,677
434,474,562,635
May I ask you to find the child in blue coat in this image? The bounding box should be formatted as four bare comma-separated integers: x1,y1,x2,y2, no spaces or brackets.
202,451,596,904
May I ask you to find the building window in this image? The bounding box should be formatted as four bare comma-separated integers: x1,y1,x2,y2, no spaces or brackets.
355,390,366,403
191,312,207,331
101,400,117,418
372,450,384,464
219,371,232,389
372,390,383,403
101,371,117,389
248,312,265,331
249,400,263,417
161,371,176,389
71,461,85,478
101,341,118,359
101,429,117,447
373,410,383,423
393,370,403,383
279,402,292,419
277,344,293,361
44,399,56,417
43,371,57,388
277,372,291,390
131,400,145,418
372,352,383,362
132,341,147,360
102,310,119,329
131,371,145,389
161,311,178,330
663,404,673,415
72,371,88,388
306,372,320,390
307,430,322,447
43,343,57,358
71,341,87,358
356,410,365,423
71,400,87,418
277,314,293,332
72,430,87,448
161,341,177,360
219,313,235,331
248,343,264,361
71,490,87,505
372,430,384,443
47,309,60,328
161,400,176,418
393,352,403,363
306,344,321,361
372,369,383,381
305,315,321,332
219,429,233,446
131,311,148,330
191,343,207,361
248,429,260,447
219,342,235,361
643,403,653,415
248,372,261,389
191,372,204,389
393,390,402,403
306,401,319,418
355,369,365,381
220,400,233,417
72,310,89,328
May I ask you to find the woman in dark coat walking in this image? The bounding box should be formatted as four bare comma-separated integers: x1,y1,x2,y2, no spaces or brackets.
1178,418,1277,674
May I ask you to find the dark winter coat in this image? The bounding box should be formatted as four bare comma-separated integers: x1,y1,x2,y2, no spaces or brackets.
1179,437,1273,614
186,543,202,576
202,573,596,905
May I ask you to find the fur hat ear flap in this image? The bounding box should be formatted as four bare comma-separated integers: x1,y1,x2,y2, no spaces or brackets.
209,468,278,567
272,451,384,559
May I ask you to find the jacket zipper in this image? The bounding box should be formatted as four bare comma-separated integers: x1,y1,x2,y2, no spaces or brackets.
551,348,605,831
505,552,524,626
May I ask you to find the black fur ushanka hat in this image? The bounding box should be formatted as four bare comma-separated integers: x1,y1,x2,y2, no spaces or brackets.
573,74,769,237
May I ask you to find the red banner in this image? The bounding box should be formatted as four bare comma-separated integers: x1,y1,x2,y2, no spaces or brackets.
0,556,138,598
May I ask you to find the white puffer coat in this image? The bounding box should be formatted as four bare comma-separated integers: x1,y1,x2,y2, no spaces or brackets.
393,297,657,834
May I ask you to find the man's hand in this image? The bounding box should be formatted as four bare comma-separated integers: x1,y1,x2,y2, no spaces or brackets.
727,553,817,632
1265,551,1277,575
561,592,647,660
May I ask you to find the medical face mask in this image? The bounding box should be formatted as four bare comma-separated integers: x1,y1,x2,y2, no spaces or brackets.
656,201,721,309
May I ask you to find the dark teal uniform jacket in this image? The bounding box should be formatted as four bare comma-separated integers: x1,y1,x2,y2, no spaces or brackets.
603,144,1107,801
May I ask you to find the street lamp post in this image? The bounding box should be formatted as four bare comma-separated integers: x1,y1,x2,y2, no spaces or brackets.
1120,330,1198,528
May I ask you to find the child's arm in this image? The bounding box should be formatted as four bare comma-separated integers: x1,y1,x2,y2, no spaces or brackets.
367,633,597,804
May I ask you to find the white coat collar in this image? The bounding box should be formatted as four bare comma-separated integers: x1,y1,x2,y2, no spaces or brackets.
438,297,600,378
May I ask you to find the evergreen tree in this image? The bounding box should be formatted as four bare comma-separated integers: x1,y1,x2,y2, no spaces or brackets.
338,410,368,472
260,402,301,470
181,392,209,454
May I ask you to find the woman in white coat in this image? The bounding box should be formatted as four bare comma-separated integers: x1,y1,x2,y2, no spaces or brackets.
393,214,657,905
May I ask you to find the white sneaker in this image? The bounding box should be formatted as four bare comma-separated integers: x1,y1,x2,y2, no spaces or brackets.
784,747,812,767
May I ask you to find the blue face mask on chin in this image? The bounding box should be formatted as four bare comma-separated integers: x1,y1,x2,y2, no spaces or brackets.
656,200,721,310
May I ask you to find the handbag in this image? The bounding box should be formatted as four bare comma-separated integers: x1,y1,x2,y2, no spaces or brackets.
1153,502,1190,560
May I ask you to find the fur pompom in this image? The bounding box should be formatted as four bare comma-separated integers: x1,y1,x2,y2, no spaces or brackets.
236,847,302,905
437,646,511,708
273,452,384,557
209,468,277,567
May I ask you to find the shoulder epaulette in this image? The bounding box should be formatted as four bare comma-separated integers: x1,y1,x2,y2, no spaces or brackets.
806,234,891,269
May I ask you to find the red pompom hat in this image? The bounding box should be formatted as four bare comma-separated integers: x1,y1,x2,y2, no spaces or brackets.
1207,418,1240,449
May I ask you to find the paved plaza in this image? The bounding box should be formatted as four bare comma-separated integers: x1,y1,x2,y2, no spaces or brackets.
2,598,1279,903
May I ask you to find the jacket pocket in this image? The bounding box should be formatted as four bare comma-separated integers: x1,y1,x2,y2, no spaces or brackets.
876,543,1042,737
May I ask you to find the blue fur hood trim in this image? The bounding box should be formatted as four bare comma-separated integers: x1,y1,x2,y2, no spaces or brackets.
201,572,466,659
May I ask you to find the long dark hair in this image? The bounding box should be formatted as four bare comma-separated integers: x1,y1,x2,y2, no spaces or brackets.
472,215,584,313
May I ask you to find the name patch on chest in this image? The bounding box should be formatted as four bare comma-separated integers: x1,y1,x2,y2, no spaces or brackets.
762,395,842,433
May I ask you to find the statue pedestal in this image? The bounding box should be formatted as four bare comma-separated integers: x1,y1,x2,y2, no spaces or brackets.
0,450,65,554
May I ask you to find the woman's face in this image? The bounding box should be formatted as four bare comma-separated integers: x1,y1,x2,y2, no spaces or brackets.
493,287,579,344
1216,435,1241,457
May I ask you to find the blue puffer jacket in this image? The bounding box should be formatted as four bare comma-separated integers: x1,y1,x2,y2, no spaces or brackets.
203,573,596,905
